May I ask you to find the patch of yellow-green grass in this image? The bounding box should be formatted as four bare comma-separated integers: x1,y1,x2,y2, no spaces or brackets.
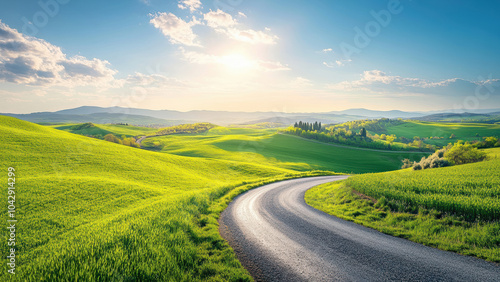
484,147,500,159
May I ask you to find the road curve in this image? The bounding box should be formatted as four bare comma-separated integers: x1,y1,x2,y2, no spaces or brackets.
219,176,499,281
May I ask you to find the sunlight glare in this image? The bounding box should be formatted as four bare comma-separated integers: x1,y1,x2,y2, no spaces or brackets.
220,54,256,71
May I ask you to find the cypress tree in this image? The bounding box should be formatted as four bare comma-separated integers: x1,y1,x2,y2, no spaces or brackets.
360,127,367,137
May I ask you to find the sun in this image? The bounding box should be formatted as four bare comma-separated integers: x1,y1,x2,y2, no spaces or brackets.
220,54,256,71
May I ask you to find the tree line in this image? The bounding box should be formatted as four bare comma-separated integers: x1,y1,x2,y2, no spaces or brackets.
294,121,322,131
155,123,215,136
284,120,433,152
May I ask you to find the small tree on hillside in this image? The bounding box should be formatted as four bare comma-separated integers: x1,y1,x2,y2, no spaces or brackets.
104,134,121,144
359,128,367,138
386,135,396,144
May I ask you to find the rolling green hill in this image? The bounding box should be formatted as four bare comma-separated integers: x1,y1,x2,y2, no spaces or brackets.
142,128,428,173
49,123,157,138
306,153,500,262
1,115,334,281
384,121,500,146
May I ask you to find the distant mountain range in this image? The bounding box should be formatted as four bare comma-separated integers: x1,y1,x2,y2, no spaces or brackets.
1,112,183,127
327,109,425,119
413,112,500,123
2,106,500,126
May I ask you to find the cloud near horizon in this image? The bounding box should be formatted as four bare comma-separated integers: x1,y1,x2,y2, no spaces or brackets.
329,70,500,98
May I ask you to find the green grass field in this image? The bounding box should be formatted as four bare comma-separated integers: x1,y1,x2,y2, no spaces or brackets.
5,115,496,279
49,123,157,137
484,147,500,159
385,121,500,146
2,116,340,281
306,152,500,262
142,128,428,173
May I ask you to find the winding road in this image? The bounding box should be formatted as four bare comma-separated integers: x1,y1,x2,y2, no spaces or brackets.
219,176,499,281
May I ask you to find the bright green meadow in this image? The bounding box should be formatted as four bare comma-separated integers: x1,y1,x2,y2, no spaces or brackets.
142,128,428,174
384,121,500,146
1,116,420,281
306,150,500,262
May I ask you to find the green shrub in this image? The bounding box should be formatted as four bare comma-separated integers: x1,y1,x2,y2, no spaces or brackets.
401,158,413,169
411,148,450,170
444,142,487,165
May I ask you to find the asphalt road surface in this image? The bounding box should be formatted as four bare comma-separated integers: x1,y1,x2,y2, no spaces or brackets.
219,176,500,281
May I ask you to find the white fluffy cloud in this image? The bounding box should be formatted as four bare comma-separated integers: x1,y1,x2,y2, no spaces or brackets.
203,9,278,45
204,9,237,28
0,21,117,87
150,9,278,46
178,0,202,13
329,70,500,97
221,27,278,45
150,13,201,47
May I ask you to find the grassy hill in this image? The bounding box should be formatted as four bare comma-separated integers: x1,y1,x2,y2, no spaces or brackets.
306,152,500,262
384,121,500,146
142,128,428,173
49,123,157,138
1,115,336,281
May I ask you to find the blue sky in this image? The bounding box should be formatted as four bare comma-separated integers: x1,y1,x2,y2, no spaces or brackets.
1,0,499,113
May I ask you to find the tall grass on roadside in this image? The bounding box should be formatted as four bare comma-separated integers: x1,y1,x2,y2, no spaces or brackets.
345,159,500,221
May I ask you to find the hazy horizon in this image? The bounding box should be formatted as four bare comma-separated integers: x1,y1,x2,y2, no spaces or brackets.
4,104,500,116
